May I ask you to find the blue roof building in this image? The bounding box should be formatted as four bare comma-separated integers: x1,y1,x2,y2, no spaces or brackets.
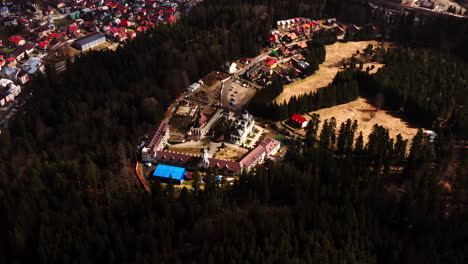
153,164,186,185
21,58,43,74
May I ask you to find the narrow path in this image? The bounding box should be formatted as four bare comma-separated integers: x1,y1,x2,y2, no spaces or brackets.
135,161,150,192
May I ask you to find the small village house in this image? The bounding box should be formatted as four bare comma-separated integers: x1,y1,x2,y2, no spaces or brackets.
290,113,309,128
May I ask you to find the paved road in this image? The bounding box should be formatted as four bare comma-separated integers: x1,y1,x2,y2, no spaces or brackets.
0,85,32,126
369,0,467,18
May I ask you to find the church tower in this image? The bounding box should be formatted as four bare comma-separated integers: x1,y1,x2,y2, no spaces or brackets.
199,148,210,168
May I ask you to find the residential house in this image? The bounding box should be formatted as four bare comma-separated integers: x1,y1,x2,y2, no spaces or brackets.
240,144,266,171
335,26,346,40
279,46,291,56
290,113,309,128
4,19,18,27
116,31,127,42
8,36,25,46
421,1,434,9
10,43,34,61
260,138,281,157
1,67,17,80
5,58,16,68
260,66,273,76
45,6,55,16
68,23,81,37
326,18,337,26
69,11,80,19
0,6,9,17
37,42,48,50
287,32,298,41
34,26,51,38
264,58,278,68
107,27,120,38
187,82,201,93
17,71,29,84
0,91,14,105
120,20,135,27
296,60,310,71
127,30,137,40
57,2,66,9
21,57,45,75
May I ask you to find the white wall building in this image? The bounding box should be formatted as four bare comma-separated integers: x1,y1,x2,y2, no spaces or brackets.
187,82,201,93
229,110,255,145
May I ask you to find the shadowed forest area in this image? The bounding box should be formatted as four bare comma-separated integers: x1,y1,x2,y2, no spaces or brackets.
0,0,467,263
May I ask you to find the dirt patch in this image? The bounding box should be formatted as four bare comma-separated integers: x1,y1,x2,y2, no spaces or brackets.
301,97,419,144
275,41,393,104
221,78,257,110
168,146,204,155
213,146,248,160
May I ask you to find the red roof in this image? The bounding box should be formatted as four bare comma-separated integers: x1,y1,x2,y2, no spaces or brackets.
8,35,24,44
265,58,277,67
120,20,130,26
109,27,119,34
48,33,59,39
117,32,127,40
208,158,243,171
260,138,281,156
291,114,307,125
137,26,149,32
37,42,48,48
240,145,265,167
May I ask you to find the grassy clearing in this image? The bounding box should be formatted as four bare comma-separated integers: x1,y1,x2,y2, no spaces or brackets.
275,41,392,104
305,97,419,144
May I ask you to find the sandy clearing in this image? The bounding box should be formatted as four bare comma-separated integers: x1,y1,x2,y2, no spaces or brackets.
297,97,419,144
275,41,390,104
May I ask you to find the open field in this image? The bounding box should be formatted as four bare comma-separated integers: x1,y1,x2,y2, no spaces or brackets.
300,97,419,143
275,41,392,104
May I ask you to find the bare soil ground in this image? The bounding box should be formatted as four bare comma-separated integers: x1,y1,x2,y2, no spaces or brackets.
298,97,419,143
275,41,392,104
213,146,248,160
221,79,257,110
167,146,204,155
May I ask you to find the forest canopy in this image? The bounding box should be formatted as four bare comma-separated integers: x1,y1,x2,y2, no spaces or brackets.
0,0,467,263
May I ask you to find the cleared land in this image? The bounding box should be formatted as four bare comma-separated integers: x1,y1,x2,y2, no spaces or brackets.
275,41,390,104
299,97,419,143
167,146,204,155
213,146,248,160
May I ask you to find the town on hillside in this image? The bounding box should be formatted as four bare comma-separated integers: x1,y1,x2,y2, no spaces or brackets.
0,0,200,128
137,16,381,187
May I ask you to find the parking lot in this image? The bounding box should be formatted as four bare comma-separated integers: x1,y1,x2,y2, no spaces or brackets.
221,78,257,110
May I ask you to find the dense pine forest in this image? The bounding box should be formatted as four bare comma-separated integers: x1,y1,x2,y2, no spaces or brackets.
0,0,467,263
